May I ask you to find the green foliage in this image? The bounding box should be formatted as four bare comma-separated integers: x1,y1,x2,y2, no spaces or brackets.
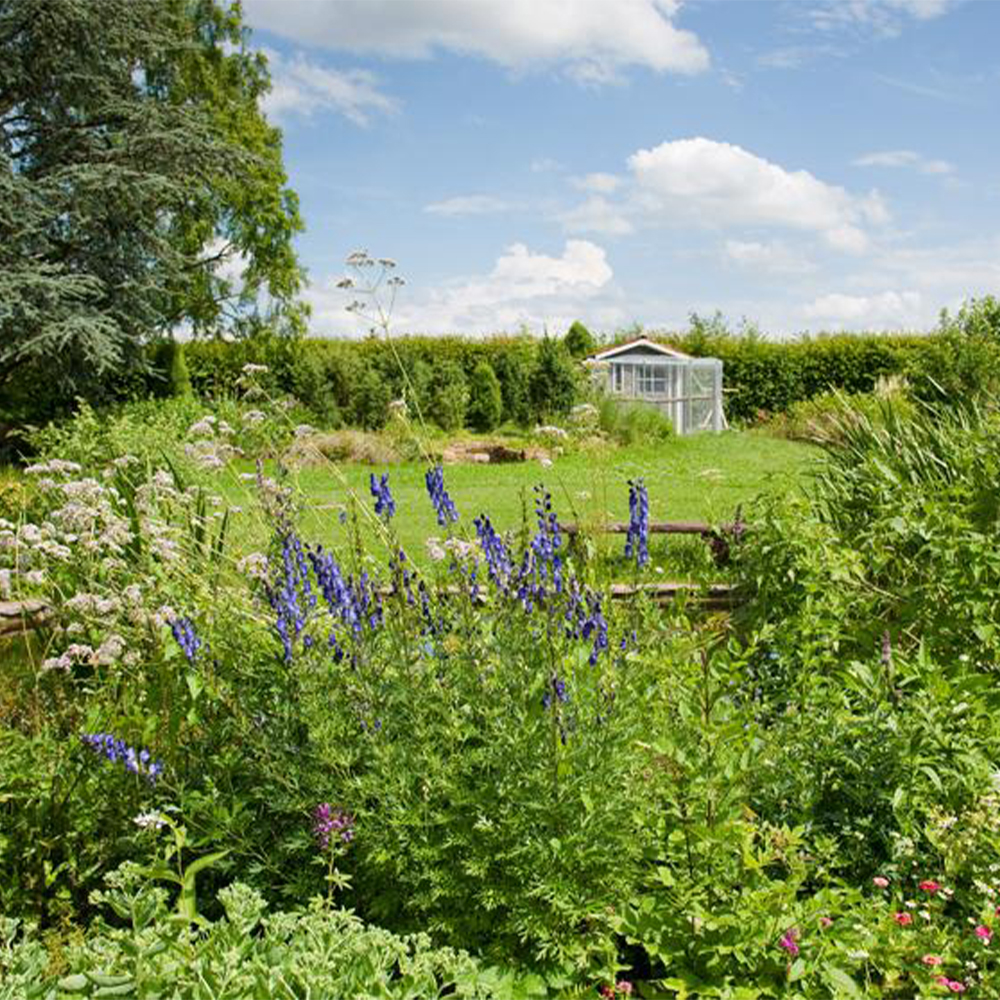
597,397,674,445
149,340,194,399
670,317,930,424
25,396,299,470
467,361,503,432
563,321,597,359
0,0,304,421
430,361,470,431
13,390,1000,997
764,384,914,446
529,336,578,422
906,295,1000,404
1,877,547,1000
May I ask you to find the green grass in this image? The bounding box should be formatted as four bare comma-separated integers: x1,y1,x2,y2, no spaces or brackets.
212,430,817,576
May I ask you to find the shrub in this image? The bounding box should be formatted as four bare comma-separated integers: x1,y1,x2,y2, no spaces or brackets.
529,336,578,421
466,361,503,432
563,321,596,359
906,296,1000,405
349,364,393,430
490,348,533,426
597,397,673,446
766,383,914,446
430,361,469,431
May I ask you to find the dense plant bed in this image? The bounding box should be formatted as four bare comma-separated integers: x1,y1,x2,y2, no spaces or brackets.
4,398,1000,996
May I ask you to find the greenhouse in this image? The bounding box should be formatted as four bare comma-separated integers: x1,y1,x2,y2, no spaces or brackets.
586,337,726,434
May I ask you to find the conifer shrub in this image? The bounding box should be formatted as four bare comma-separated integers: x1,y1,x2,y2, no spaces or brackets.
466,361,503,432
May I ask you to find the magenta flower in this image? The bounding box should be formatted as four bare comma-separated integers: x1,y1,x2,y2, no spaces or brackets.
313,803,355,850
975,924,992,943
919,879,941,893
779,929,800,957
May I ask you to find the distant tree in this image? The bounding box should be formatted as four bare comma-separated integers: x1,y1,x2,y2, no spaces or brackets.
430,361,469,432
529,336,578,421
466,361,503,432
0,0,305,417
563,320,596,358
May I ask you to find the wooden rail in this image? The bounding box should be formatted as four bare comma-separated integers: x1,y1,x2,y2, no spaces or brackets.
562,518,744,567
0,578,738,641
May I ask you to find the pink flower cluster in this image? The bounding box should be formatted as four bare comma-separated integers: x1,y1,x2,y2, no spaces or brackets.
935,976,966,993
598,981,633,998
779,928,800,957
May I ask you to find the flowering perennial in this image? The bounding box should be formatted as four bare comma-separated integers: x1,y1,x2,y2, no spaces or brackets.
624,478,649,568
313,803,355,850
369,473,395,519
170,616,202,663
81,733,163,784
266,533,317,662
474,514,512,588
424,465,459,526
779,928,800,957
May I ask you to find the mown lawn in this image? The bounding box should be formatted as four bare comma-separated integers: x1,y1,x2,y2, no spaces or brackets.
214,429,817,574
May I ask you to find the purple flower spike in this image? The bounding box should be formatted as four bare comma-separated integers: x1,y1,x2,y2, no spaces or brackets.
170,617,202,664
369,472,396,519
624,478,649,568
81,732,164,784
313,803,356,850
425,465,459,526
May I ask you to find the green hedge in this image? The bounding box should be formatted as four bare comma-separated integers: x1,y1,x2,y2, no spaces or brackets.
4,326,978,437
173,330,943,428
175,334,547,430
668,331,931,423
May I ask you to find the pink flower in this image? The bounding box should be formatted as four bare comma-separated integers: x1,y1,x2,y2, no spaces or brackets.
975,924,992,943
819,916,833,929
922,954,943,967
873,876,890,888
617,983,634,997
919,880,941,893
948,982,966,994
894,912,913,926
779,929,800,957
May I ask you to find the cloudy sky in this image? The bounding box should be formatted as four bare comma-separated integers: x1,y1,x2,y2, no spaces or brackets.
242,0,1000,338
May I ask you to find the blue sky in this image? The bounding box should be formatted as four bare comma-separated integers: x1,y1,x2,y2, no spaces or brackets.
240,0,1000,338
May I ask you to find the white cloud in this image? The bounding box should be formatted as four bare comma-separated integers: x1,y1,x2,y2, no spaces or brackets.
807,0,957,36
244,0,709,80
723,240,816,275
571,172,623,194
261,50,397,126
424,195,512,216
307,240,619,335
803,290,924,327
627,137,886,251
559,196,634,236
853,149,954,174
